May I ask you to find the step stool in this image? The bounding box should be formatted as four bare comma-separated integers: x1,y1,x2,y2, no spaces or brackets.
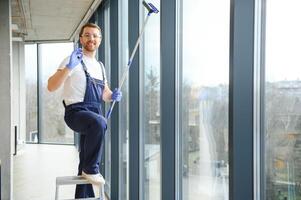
55,176,105,200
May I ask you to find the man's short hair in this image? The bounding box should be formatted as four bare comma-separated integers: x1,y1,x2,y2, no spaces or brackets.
79,23,102,37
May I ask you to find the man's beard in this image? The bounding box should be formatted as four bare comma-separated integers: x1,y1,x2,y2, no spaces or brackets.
83,42,97,52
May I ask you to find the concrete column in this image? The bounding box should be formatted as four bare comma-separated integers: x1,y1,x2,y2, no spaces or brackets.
0,0,13,199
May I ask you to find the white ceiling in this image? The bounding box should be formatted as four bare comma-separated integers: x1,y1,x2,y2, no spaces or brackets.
11,0,102,43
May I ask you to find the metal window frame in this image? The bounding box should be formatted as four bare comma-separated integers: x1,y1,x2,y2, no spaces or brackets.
161,0,176,200
37,43,41,144
253,0,266,199
229,0,255,199
260,2,266,199
128,1,140,200
175,0,183,199
138,2,145,199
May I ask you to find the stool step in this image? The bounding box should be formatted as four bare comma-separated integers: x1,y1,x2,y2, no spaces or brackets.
56,176,91,185
64,198,101,200
55,176,105,200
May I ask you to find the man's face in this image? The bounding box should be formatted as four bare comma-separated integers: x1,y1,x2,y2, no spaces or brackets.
80,27,102,52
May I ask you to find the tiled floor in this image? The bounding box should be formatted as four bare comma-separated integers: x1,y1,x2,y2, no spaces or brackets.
13,144,79,200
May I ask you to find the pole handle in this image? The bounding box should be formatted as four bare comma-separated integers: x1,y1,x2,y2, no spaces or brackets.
106,100,116,120
105,2,159,120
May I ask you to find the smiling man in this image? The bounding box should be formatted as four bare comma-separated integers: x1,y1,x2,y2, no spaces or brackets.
47,23,122,198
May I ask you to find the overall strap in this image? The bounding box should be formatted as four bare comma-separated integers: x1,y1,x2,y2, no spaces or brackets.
80,60,89,76
81,60,98,87
81,60,106,84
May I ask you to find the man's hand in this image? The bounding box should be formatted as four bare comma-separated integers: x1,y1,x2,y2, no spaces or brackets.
66,48,83,70
111,88,122,102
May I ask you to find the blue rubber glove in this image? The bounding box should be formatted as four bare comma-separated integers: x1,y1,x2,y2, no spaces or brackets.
111,88,122,102
66,48,83,69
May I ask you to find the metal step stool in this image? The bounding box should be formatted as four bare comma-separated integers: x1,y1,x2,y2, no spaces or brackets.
55,176,105,200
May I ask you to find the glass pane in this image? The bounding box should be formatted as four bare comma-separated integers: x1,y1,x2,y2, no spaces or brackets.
140,0,161,199
119,0,129,199
104,2,112,196
40,43,74,144
180,1,230,199
25,44,38,143
265,1,301,199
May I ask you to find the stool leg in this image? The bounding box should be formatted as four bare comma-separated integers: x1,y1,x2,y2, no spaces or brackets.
55,185,59,200
99,183,105,200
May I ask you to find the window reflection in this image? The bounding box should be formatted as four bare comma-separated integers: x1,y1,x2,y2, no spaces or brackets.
40,43,74,144
180,1,230,199
265,1,301,199
141,0,161,199
119,0,129,199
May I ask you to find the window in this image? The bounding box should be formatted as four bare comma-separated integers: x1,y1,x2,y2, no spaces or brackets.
140,0,161,199
39,43,74,144
103,1,112,196
178,0,230,199
119,0,129,199
25,44,38,143
264,1,301,199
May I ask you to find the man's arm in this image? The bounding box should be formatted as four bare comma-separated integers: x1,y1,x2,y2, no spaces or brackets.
102,84,122,102
47,67,70,92
48,48,83,92
102,84,113,102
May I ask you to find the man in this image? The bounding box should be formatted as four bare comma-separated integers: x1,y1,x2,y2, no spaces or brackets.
47,23,122,198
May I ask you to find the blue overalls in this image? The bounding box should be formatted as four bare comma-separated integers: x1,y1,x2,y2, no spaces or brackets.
63,60,107,198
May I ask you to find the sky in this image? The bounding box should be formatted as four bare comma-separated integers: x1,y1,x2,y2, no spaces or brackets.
25,43,73,84
265,0,301,82
182,0,301,86
182,0,230,86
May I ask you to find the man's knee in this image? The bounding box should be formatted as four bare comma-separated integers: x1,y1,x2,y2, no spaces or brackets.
93,116,107,131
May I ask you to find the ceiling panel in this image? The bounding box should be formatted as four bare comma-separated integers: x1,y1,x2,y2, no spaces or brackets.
11,0,102,42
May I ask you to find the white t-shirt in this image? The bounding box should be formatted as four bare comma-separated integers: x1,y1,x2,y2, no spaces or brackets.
59,55,107,105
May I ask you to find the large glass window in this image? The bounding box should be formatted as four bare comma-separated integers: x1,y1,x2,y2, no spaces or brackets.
39,43,74,144
265,1,301,199
178,0,230,199
25,43,74,144
119,0,129,199
103,1,112,197
140,0,161,199
25,44,38,143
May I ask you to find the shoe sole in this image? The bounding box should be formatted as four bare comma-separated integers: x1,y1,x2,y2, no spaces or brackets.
82,172,105,186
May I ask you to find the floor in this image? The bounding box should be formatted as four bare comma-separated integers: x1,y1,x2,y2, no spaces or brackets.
13,144,80,200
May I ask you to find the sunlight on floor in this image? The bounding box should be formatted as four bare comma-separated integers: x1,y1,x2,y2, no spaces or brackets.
13,144,79,200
